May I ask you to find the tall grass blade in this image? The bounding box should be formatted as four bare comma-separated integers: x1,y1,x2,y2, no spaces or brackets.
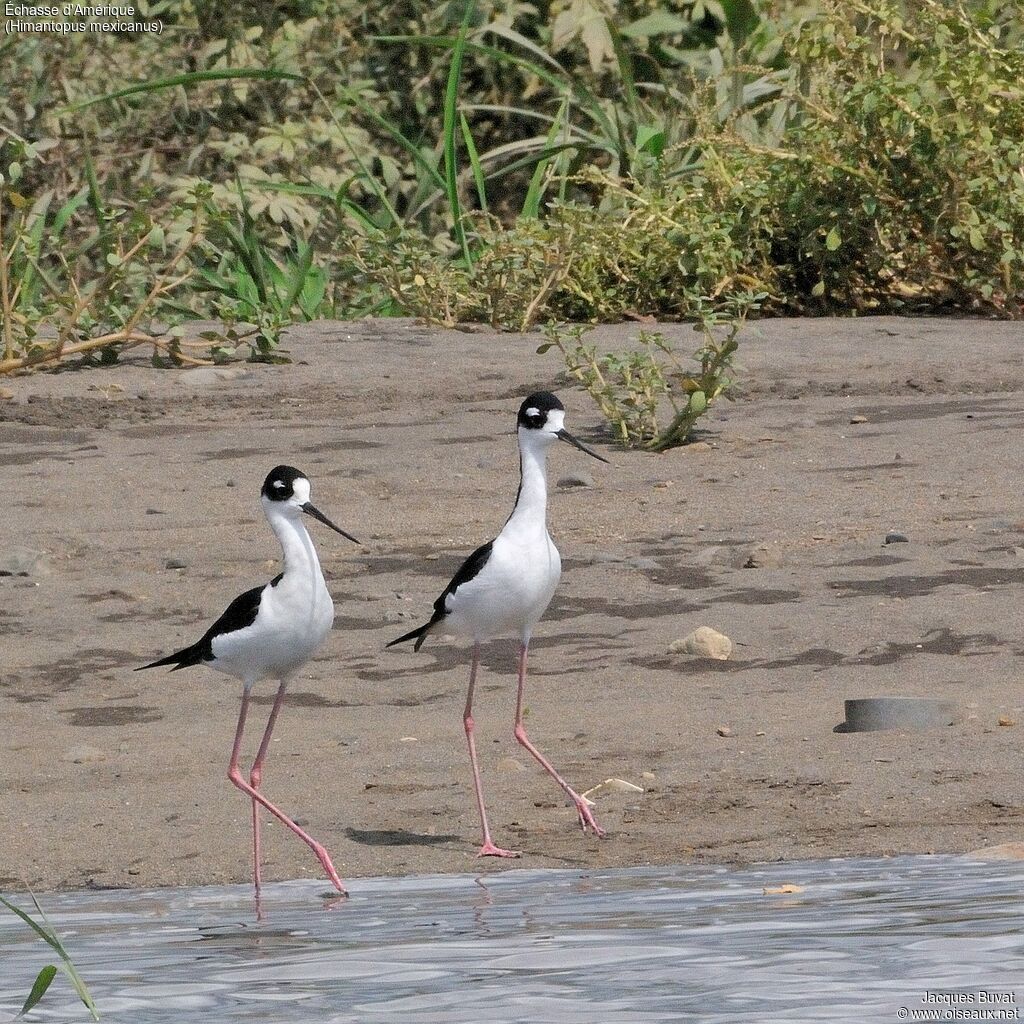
342,89,445,192
443,5,475,268
0,893,99,1020
459,112,488,215
522,98,567,218
66,69,301,112
19,965,58,1018
51,188,89,237
378,35,617,145
83,152,105,235
306,79,401,230
283,231,317,314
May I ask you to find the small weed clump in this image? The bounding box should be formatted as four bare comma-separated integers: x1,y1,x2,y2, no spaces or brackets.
538,294,760,450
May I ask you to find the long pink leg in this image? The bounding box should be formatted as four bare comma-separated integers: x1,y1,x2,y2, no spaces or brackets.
227,684,347,894
513,642,606,838
464,644,519,858
248,678,290,898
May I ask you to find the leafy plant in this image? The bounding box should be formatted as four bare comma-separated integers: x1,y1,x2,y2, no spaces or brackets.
0,148,215,374
539,292,762,450
0,892,98,1020
187,181,329,362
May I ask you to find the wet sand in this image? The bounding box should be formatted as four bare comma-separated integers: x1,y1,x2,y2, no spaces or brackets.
2,315,1024,892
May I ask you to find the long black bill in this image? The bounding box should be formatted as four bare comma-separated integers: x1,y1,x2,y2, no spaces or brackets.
556,428,609,464
301,502,360,544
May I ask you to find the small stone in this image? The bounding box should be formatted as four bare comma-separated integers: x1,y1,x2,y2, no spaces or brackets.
742,545,783,569
884,531,909,545
0,387,13,400
497,757,529,773
998,716,1016,727
0,548,48,577
756,730,766,737
165,557,188,570
63,744,105,764
641,771,656,780
225,479,237,488
557,470,595,489
685,441,712,452
398,736,418,743
669,626,733,660
717,726,733,737
850,415,868,424
145,508,164,516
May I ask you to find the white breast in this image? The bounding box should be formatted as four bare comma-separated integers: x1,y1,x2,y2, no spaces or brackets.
445,527,561,643
211,576,334,682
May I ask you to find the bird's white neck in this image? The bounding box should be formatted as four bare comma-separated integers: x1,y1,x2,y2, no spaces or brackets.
268,509,324,584
506,435,549,534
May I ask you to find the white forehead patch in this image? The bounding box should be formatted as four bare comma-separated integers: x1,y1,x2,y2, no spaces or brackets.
547,409,565,432
292,477,311,504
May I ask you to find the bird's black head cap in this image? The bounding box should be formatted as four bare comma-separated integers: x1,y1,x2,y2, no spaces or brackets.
261,465,306,502
517,391,564,430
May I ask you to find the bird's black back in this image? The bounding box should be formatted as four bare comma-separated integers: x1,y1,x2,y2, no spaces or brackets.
386,541,493,652
137,574,282,672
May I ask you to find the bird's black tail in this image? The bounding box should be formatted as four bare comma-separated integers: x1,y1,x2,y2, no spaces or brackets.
386,620,433,653
136,640,208,672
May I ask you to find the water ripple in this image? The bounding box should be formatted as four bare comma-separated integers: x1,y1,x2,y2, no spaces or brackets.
2,857,1023,1023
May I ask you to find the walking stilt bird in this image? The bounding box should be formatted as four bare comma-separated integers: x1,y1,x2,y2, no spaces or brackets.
138,466,358,896
388,393,609,857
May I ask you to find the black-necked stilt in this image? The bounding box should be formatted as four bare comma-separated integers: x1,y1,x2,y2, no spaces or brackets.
138,466,359,897
388,392,609,857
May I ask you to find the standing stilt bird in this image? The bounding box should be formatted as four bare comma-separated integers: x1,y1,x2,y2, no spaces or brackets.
138,466,359,896
387,393,609,857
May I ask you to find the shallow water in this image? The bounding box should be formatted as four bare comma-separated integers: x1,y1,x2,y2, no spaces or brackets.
2,857,1023,1023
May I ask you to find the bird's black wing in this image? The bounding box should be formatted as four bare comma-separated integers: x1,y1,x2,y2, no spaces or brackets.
136,576,278,672
387,540,493,652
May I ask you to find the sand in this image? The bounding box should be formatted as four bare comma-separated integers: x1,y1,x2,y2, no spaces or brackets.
2,315,1024,893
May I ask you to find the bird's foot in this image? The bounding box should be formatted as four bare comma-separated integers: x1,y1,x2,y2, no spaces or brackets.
476,841,520,859
312,843,348,894
575,802,608,838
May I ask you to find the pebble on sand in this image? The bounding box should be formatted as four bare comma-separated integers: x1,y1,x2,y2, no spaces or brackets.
884,531,909,544
669,626,733,660
165,557,188,570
